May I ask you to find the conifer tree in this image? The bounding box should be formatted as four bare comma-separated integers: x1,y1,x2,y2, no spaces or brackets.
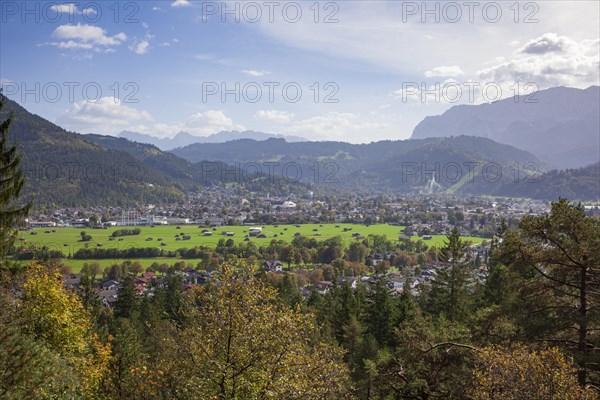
500,198,600,387
0,92,31,256
426,227,474,322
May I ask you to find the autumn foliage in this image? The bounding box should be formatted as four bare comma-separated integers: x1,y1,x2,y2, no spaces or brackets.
470,344,597,400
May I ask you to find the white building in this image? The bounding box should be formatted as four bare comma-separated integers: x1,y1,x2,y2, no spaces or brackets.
281,201,297,209
28,221,57,228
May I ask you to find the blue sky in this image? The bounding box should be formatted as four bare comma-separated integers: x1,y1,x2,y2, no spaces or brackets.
1,0,599,142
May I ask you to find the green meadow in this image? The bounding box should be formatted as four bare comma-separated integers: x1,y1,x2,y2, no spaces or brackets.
59,258,206,271
19,223,485,272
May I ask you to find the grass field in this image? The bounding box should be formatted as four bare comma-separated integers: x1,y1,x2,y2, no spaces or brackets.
59,258,206,271
18,223,485,272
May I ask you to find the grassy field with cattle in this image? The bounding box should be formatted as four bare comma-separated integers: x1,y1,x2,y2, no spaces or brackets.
18,223,485,272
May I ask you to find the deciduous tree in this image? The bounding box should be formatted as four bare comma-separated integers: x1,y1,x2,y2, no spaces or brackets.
156,265,353,399
470,344,596,400
21,264,111,398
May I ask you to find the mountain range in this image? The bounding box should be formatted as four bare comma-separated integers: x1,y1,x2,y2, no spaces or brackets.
170,135,550,196
0,96,309,208
2,84,598,207
116,130,308,150
411,86,600,169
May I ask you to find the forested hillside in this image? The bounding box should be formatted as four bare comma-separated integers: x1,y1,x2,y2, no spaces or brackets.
0,96,310,208
498,162,600,201
0,95,184,207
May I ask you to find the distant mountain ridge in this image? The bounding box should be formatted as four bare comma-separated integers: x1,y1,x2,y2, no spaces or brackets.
1,96,184,207
170,135,542,167
498,162,599,201
171,135,552,196
116,130,308,150
1,96,309,208
3,83,598,204
411,86,600,169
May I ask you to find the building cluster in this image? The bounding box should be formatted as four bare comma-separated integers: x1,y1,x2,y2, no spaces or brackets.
26,189,558,238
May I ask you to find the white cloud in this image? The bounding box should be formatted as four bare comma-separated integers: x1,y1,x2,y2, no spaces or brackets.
181,110,244,135
283,112,387,140
50,3,78,14
130,40,150,55
57,97,153,134
159,38,179,47
49,3,96,16
69,107,389,141
425,66,464,78
171,0,191,7
390,33,599,107
519,33,572,54
125,111,244,138
255,110,294,123
82,7,97,16
242,70,271,77
254,1,599,84
478,35,600,90
54,40,93,49
50,23,127,52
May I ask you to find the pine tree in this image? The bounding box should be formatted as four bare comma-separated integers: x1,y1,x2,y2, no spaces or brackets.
329,280,358,342
426,227,475,322
0,93,31,256
366,277,397,347
160,273,185,325
279,273,303,307
500,198,600,387
114,276,140,319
